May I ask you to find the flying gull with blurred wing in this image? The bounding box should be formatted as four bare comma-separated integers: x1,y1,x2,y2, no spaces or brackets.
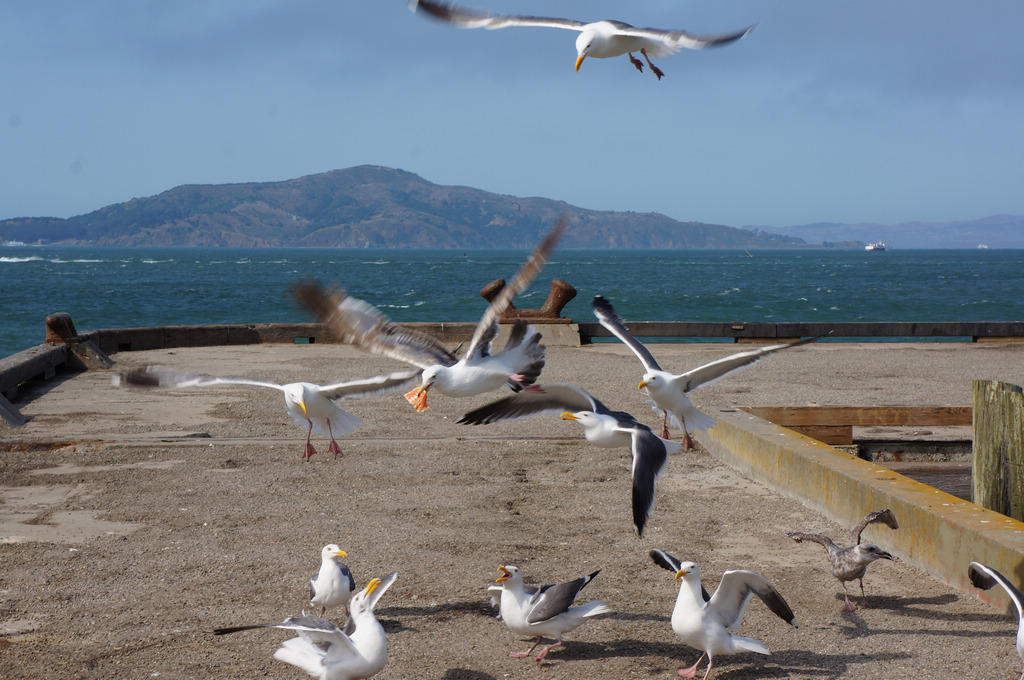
410,0,754,80
494,565,610,661
214,572,397,680
294,217,566,413
114,366,418,461
969,561,1024,680
650,550,796,680
787,509,899,611
458,383,679,536
593,295,826,449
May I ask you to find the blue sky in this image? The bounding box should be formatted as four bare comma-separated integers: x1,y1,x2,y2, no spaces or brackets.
2,1,1023,228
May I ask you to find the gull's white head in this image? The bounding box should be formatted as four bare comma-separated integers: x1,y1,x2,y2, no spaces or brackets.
321,544,347,562
496,565,522,584
574,31,593,71
638,373,660,392
561,410,598,427
285,384,309,416
674,561,700,582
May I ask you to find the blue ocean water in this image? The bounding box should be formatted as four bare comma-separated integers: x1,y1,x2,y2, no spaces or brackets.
2,246,1023,358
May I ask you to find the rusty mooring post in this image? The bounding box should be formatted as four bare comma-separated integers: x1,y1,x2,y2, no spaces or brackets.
972,379,1024,520
44,313,114,370
479,279,577,322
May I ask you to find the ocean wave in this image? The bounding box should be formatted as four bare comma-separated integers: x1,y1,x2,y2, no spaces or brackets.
0,256,44,263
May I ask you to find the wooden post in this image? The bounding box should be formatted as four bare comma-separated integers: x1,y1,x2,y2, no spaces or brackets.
972,380,1024,520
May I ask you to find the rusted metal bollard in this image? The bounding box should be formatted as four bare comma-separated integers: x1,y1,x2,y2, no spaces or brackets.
45,313,81,344
479,278,577,322
44,313,114,369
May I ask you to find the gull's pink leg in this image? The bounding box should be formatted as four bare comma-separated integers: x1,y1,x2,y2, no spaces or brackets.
534,638,562,661
641,48,665,80
841,583,857,612
303,421,318,461
661,410,671,440
700,658,714,680
510,637,543,659
510,374,544,393
326,420,342,459
677,652,705,678
856,579,872,609
627,52,644,72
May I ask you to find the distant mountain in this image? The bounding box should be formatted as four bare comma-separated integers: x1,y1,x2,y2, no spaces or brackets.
757,215,1024,249
0,165,805,249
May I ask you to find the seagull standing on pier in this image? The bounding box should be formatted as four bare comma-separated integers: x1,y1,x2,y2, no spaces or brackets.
787,509,899,611
593,295,825,449
458,383,679,536
494,565,610,661
113,366,418,461
409,0,755,80
294,217,566,413
650,549,796,680
310,545,356,618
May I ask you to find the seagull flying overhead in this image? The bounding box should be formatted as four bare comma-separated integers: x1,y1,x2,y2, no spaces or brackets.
494,565,610,661
114,366,419,461
650,550,796,680
593,295,825,449
969,562,1024,680
294,217,566,413
310,545,356,618
214,572,397,680
410,0,755,80
458,383,680,536
787,509,899,611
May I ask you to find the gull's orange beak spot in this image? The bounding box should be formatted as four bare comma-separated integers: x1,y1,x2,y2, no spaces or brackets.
404,386,429,412
575,55,585,72
560,412,578,421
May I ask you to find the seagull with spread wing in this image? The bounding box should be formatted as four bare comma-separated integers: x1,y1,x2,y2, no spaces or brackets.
787,509,899,611
593,295,825,449
969,561,1024,680
458,383,679,536
214,572,397,680
494,565,610,661
650,550,796,680
410,0,754,80
114,366,419,461
293,217,566,413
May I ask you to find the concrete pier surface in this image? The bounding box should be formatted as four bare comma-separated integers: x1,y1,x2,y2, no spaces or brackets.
3,340,1024,679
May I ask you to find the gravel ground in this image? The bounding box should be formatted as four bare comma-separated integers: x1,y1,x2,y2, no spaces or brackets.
3,341,1024,679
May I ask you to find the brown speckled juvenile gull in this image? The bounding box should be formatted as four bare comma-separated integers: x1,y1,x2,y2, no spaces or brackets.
787,509,899,611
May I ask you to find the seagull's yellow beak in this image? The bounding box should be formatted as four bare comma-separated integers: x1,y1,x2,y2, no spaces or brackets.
575,54,585,72
560,412,578,421
638,380,649,390
675,568,690,580
334,549,347,558
298,399,308,416
364,577,382,596
496,566,511,583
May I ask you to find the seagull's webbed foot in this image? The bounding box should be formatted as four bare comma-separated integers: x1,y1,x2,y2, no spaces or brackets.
303,442,318,461
856,580,872,608
681,431,694,452
841,585,857,612
660,411,671,440
641,48,665,80
627,52,644,73
677,652,705,678
534,639,562,661
328,439,343,459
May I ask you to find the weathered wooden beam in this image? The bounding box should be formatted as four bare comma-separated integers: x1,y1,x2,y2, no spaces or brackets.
972,380,1024,520
740,405,972,427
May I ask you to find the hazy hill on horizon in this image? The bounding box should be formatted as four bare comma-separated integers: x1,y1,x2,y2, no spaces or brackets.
0,165,805,249
758,215,1024,249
